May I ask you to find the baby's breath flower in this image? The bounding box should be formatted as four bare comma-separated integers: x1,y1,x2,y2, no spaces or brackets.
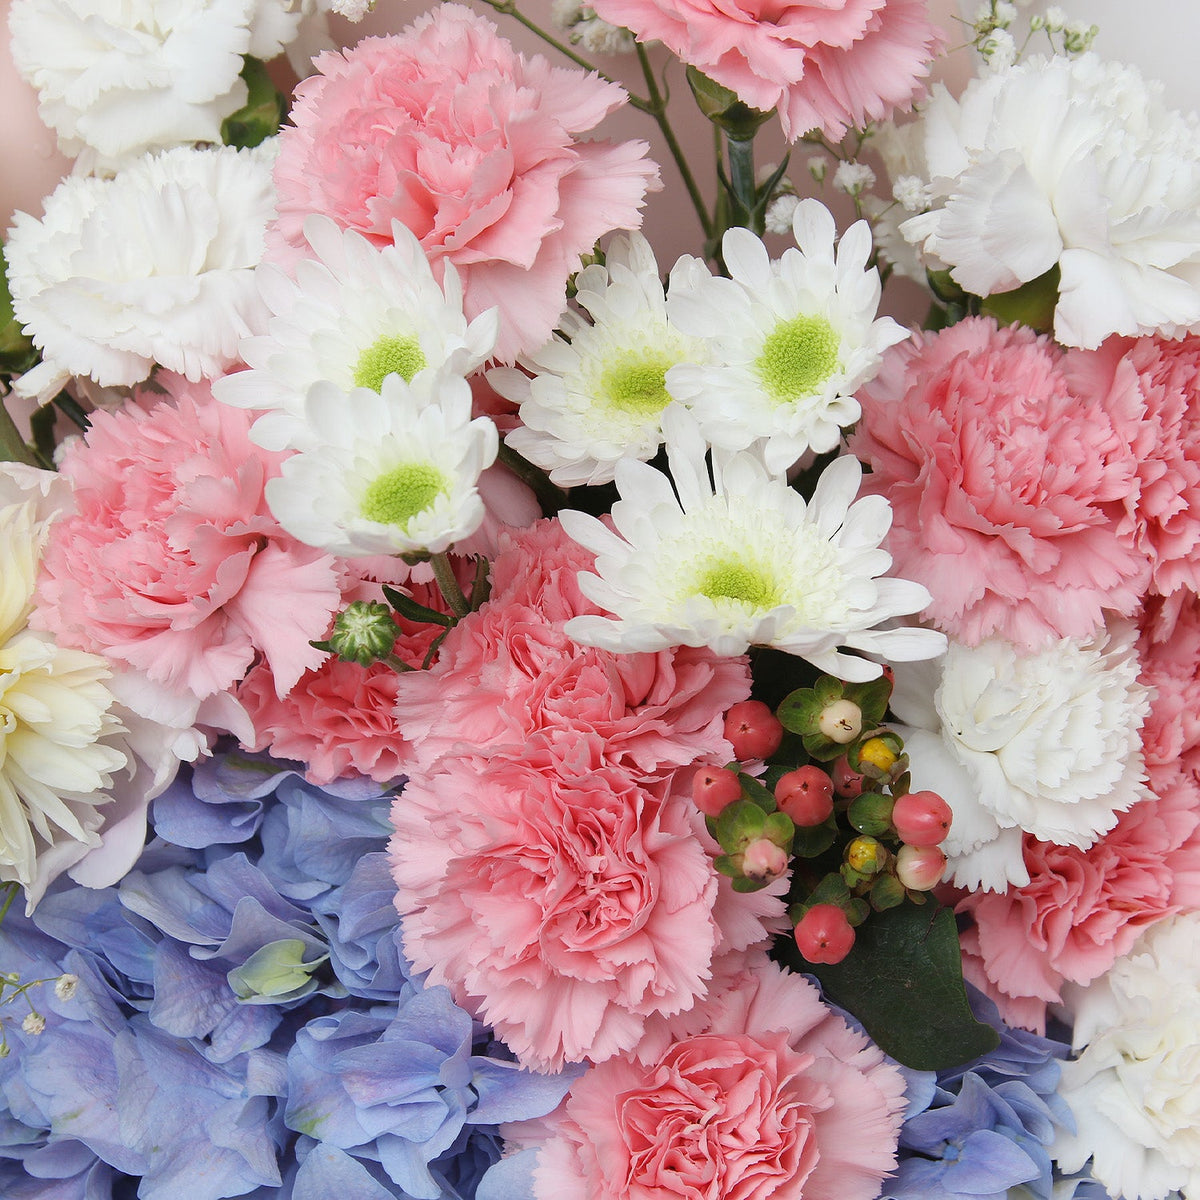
832,161,876,196
21,1012,45,1036
807,156,828,185
1043,6,1066,32
980,29,1017,69
892,175,930,212
765,194,802,236
53,973,78,1001
1062,21,1098,54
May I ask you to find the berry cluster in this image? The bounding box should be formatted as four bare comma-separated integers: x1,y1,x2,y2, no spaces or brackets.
691,674,953,966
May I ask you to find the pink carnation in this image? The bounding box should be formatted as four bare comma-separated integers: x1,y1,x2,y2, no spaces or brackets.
389,745,783,1072
1138,592,1200,775
959,772,1200,1034
587,0,941,141
269,4,659,363
1067,335,1200,598
35,385,340,701
850,317,1151,650
533,956,906,1200
393,518,751,779
238,578,452,785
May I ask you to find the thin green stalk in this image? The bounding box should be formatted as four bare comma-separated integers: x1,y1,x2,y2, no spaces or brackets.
636,44,714,241
430,552,470,620
497,442,568,515
0,400,36,467
0,883,18,928
726,133,760,234
475,0,644,103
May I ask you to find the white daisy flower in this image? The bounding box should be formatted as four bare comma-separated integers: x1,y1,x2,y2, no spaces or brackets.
560,410,944,677
491,233,706,487
265,373,499,558
665,199,908,476
891,624,1151,892
6,143,276,402
8,0,300,169
213,215,498,452
899,54,1200,349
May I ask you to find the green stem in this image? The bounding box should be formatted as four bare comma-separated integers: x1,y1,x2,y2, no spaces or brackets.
497,442,568,516
474,0,646,104
430,552,470,620
635,45,714,241
726,133,761,235
0,400,37,467
0,883,18,928
384,653,417,674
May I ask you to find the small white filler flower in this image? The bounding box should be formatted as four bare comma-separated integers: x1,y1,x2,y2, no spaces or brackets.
214,215,498,452
560,411,944,678
265,373,498,558
491,232,706,487
665,199,908,475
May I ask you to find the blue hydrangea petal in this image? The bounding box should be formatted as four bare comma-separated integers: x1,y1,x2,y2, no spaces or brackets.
292,1143,403,1200
475,1147,541,1200
468,1058,580,1125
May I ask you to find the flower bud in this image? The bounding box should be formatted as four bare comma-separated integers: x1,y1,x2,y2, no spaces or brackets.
896,844,948,891
818,698,862,744
742,838,789,884
724,700,784,761
692,765,743,818
892,790,954,847
775,765,834,826
857,736,898,774
794,904,855,965
832,755,865,799
328,600,397,667
846,835,887,877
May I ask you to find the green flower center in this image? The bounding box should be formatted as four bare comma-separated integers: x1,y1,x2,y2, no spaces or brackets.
361,463,447,527
600,354,673,416
698,558,781,609
756,315,840,402
353,335,427,391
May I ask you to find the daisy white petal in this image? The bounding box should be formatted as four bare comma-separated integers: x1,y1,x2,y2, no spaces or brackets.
214,216,498,451
561,411,945,675
493,233,707,487
666,199,908,475
266,373,498,558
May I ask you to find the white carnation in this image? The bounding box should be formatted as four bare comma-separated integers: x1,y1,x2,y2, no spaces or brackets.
1055,914,1200,1200
7,0,295,167
6,144,276,400
899,54,1200,348
892,625,1151,891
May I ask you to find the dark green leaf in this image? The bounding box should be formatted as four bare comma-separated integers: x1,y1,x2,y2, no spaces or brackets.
790,814,837,859
738,773,777,813
782,902,999,1070
382,585,453,628
221,57,287,150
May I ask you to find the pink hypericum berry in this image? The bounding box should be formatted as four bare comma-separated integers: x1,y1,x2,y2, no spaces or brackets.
892,790,954,847
775,765,835,826
742,838,788,884
723,700,784,761
895,844,948,891
691,765,743,817
832,755,866,799
794,904,855,965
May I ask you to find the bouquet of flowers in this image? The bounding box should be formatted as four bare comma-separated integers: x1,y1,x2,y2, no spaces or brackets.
0,0,1198,1197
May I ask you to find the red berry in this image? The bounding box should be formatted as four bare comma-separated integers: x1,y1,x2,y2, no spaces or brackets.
892,790,954,847
775,765,835,826
881,664,895,684
691,765,743,817
895,844,947,891
794,904,855,965
724,700,784,761
742,838,788,883
831,756,865,799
